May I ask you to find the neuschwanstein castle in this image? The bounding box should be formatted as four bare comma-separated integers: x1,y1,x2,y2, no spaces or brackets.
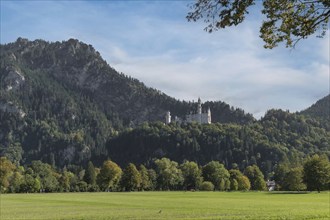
165,98,211,124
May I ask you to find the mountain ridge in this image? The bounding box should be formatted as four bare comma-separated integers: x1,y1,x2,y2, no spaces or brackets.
1,38,255,125
1,38,258,166
299,94,330,130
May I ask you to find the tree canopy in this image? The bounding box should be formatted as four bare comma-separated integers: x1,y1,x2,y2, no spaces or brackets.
244,165,266,190
96,160,122,191
303,154,330,192
180,161,203,190
120,163,141,191
1,155,330,193
187,0,330,48
202,161,230,190
154,158,183,190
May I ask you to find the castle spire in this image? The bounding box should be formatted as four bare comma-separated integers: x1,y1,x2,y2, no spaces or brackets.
207,107,211,124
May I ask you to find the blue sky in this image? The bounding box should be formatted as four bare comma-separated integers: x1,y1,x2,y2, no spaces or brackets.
1,0,329,118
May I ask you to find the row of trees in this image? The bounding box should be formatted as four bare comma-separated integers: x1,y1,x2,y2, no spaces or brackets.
1,155,329,193
274,154,330,192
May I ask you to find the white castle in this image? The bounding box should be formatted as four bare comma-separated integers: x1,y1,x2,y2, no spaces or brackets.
165,98,211,124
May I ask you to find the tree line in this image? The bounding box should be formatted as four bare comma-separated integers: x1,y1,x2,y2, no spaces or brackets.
1,154,329,193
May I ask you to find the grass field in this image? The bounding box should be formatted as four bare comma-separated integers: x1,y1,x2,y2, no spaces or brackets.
1,191,329,219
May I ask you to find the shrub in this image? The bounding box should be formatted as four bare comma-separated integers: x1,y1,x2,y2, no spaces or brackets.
200,181,214,191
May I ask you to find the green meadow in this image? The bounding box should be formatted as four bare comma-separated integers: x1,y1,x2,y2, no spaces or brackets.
1,192,329,220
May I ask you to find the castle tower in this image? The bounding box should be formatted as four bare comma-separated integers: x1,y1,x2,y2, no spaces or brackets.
207,107,211,124
197,98,202,114
184,97,212,124
165,111,171,124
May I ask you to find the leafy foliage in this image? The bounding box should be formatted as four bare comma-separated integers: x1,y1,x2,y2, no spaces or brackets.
154,158,183,190
283,167,306,191
303,154,330,191
229,169,251,191
84,161,96,185
202,161,230,190
1,155,329,193
0,157,16,192
244,165,266,190
199,181,215,191
120,163,141,191
180,161,203,190
187,0,330,48
139,165,154,191
96,160,122,191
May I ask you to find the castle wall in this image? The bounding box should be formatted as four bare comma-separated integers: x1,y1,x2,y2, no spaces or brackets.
166,99,211,124
186,112,210,124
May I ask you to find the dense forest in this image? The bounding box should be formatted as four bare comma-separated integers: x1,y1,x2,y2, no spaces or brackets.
0,38,329,188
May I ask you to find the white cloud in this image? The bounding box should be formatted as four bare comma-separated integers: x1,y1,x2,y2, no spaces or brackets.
107,17,329,119
2,1,329,119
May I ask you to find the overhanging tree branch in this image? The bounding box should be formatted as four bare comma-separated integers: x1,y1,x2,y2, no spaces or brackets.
187,0,330,49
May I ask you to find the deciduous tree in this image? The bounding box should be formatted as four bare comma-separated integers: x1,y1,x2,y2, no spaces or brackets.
303,155,330,192
187,0,330,48
229,169,251,191
284,167,306,191
120,163,141,191
155,158,183,190
200,181,215,191
20,174,41,193
30,160,59,192
244,165,266,190
97,160,122,191
273,163,290,190
139,165,152,191
238,175,251,191
8,171,23,193
0,157,16,192
202,161,230,190
180,161,203,190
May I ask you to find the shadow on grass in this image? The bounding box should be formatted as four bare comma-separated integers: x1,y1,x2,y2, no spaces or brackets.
267,191,310,195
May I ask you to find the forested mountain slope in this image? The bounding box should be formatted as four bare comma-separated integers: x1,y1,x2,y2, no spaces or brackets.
300,95,330,130
0,38,254,167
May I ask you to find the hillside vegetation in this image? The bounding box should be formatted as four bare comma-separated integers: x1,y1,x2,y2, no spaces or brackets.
0,38,253,167
300,95,330,130
0,38,329,175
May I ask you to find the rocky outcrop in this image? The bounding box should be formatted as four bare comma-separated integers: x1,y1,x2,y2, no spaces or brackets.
0,101,26,118
4,66,25,91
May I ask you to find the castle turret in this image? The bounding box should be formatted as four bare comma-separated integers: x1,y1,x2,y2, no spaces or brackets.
197,98,202,114
165,111,171,124
207,107,211,124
